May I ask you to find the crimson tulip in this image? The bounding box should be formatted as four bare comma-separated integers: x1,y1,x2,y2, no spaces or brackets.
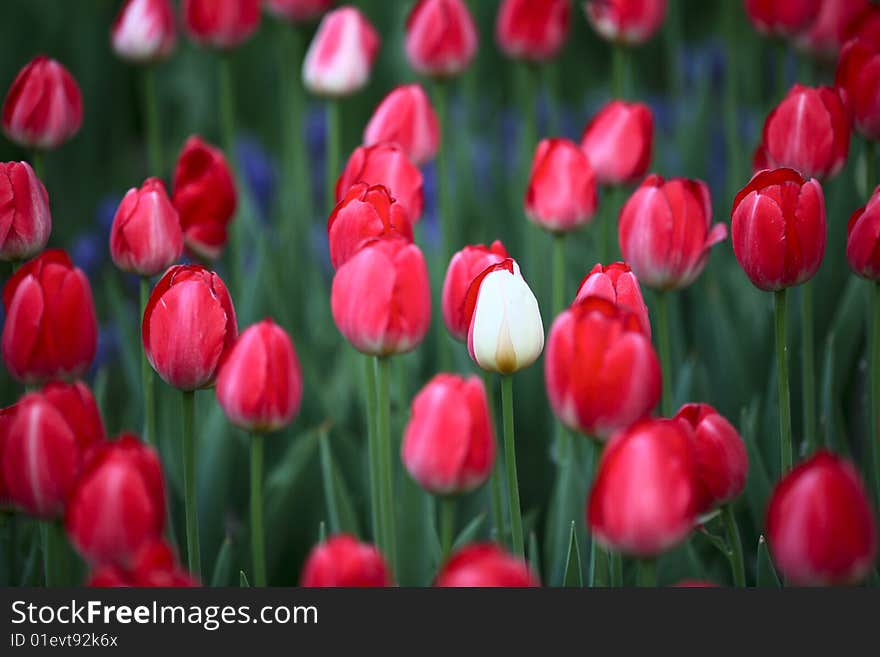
435,543,539,587
525,138,597,233
584,0,667,45
744,0,820,38
300,534,392,586
847,184,880,279
0,161,51,262
183,0,261,49
302,6,380,97
496,0,571,62
442,241,510,342
580,100,653,186
265,0,335,23
336,142,424,223
836,37,880,141
111,0,177,63
405,0,478,77
89,540,198,587
574,262,651,338
363,85,440,166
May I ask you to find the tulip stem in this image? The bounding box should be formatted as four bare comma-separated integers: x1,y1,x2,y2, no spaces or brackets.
801,283,816,454
656,290,673,417
250,432,266,587
612,44,627,99
140,278,155,448
218,54,244,296
637,559,656,587
599,187,615,264
587,440,608,587
326,100,341,215
31,151,43,180
867,141,877,202
434,79,450,264
774,289,793,474
439,497,455,561
143,66,163,176
375,355,397,576
722,504,746,587
552,233,566,316
364,356,381,545
500,375,524,558
871,281,880,505
181,390,201,578
483,372,507,546
610,552,623,587
40,521,53,587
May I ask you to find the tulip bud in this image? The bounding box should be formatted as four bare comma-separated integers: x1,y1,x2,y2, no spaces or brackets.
442,241,510,342
2,249,98,384
89,540,198,587
183,0,261,49
302,6,380,97
618,175,727,291
752,141,771,174
574,262,651,338
401,374,495,495
435,543,540,586
265,0,335,24
588,418,700,557
674,403,748,511
731,168,826,291
327,182,413,270
336,142,424,222
2,56,83,151
215,319,303,433
331,237,431,356
584,0,667,45
110,177,183,277
300,534,392,586
496,0,571,62
580,100,653,186
0,406,15,506
766,450,878,586
363,85,440,166
847,184,880,279
111,0,177,63
142,264,238,391
744,0,820,38
405,0,478,78
797,0,869,57
171,136,238,260
0,161,51,262
464,259,544,375
762,84,851,180
836,37,880,141
525,138,597,233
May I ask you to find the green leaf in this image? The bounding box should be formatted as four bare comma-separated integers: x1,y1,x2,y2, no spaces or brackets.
740,402,771,529
452,513,485,552
562,522,583,587
318,429,342,535
210,537,234,587
543,428,588,585
756,535,781,588
318,521,327,544
239,570,250,587
528,531,541,583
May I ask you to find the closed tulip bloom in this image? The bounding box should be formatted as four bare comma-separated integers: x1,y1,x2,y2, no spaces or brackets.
111,0,177,63
89,540,197,587
401,374,495,495
0,161,51,262
836,37,880,141
464,259,544,374
762,84,851,180
110,178,183,277
171,136,237,260
731,168,826,291
265,0,335,23
331,237,431,356
574,262,651,338
797,0,869,57
336,142,424,222
435,543,540,587
525,138,597,233
847,185,880,279
442,241,510,342
363,85,440,166
142,265,238,390
327,182,413,270
496,0,571,62
183,0,261,49
588,418,700,557
215,319,303,433
302,6,380,97
2,56,83,150
744,0,820,38
580,100,653,186
675,403,748,511
766,450,878,586
752,141,771,174
405,0,478,77
41,381,107,448
2,250,98,384
618,175,727,291
584,0,667,45
0,406,15,505
66,435,166,567
300,534,392,586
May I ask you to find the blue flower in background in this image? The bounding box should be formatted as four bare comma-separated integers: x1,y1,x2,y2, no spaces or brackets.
236,135,278,223
420,161,440,252
91,323,121,376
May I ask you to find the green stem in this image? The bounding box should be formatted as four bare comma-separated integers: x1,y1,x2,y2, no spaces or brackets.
501,375,524,558
434,80,450,264
587,440,606,587
375,356,397,576
41,521,53,586
638,559,656,587
250,433,266,586
326,100,341,215
610,552,623,587
181,390,200,578
774,289,793,473
364,356,381,544
600,187,615,265
801,283,816,454
722,504,746,587
439,497,455,561
218,55,243,294
552,233,566,316
140,278,155,448
319,427,341,534
612,44,627,99
871,282,880,506
483,372,506,546
31,151,43,180
867,140,877,201
656,290,673,417
143,66,163,176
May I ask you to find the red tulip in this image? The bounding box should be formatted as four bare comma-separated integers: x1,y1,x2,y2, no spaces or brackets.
766,450,878,586
171,136,237,260
495,0,571,62
744,0,820,38
111,0,177,63
0,161,51,262
66,435,166,567
142,264,238,390
584,0,667,45
847,184,880,279
435,543,540,587
110,177,183,277
0,406,15,506
850,7,880,44
525,138,597,233
574,262,650,338
580,100,653,186
674,403,748,511
442,241,509,342
752,141,771,174
89,540,197,587
183,0,261,49
2,56,83,150
2,249,98,384
836,37,880,141
405,0,478,78
336,142,424,222
618,175,727,291
327,182,413,270
300,534,392,586
401,374,495,495
363,84,440,166
797,0,869,57
762,84,851,180
265,0,335,23
731,168,826,292
588,418,700,557
672,579,718,588
331,237,431,356
215,319,303,433
545,296,659,440
302,6,380,97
